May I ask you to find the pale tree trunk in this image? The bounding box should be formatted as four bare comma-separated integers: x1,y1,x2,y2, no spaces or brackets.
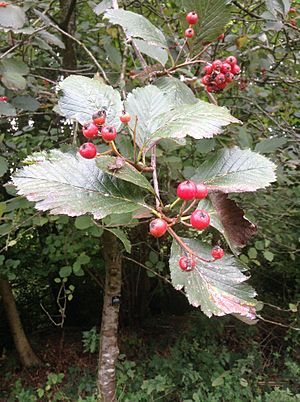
98,231,122,402
0,278,41,367
59,0,77,70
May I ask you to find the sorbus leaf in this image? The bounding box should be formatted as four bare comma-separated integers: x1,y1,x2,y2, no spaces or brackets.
11,150,150,220
169,237,258,322
0,4,26,29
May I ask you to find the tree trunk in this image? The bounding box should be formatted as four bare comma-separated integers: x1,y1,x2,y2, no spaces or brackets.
59,0,77,70
98,231,122,402
0,278,41,367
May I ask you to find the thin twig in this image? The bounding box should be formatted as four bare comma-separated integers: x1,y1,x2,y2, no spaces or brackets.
151,146,161,209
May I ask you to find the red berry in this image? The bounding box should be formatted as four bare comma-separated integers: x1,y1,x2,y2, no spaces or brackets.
221,62,231,74
215,73,226,86
79,143,97,159
0,96,8,102
232,64,241,75
226,55,237,65
289,7,297,13
217,33,225,41
190,209,210,230
82,122,99,139
101,126,117,142
0,2,8,6
206,84,217,93
120,111,131,123
290,18,296,26
201,75,210,85
212,59,222,70
177,180,197,200
149,218,167,238
92,110,106,126
186,11,198,24
225,72,234,82
211,246,224,260
204,64,213,75
185,28,195,38
195,183,209,199
216,81,226,90
179,256,196,271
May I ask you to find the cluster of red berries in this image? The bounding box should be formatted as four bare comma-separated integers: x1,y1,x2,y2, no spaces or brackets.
201,56,241,93
149,179,225,271
288,6,298,26
184,11,198,38
79,110,131,159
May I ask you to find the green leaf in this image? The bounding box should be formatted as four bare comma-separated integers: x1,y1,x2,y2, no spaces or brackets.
12,96,40,111
182,0,231,42
263,250,274,262
248,247,258,259
125,85,175,149
191,147,276,193
59,266,72,278
75,215,93,230
37,30,65,49
0,102,16,116
169,237,258,320
132,39,168,66
0,156,8,177
104,9,167,47
265,0,291,17
0,4,26,29
144,101,240,151
77,253,91,265
58,75,122,127
96,155,154,193
255,137,287,154
105,228,131,253
155,77,198,106
0,58,29,75
1,72,26,91
94,0,112,15
11,150,148,219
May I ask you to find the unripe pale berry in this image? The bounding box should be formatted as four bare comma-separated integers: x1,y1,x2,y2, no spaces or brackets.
204,64,213,75
186,11,198,25
226,55,237,65
101,126,117,142
179,256,196,271
211,246,224,259
82,122,99,138
212,59,222,70
195,183,209,199
92,110,106,125
190,209,210,230
177,180,197,200
185,28,195,38
79,143,97,159
120,111,131,123
149,218,167,238
232,64,241,75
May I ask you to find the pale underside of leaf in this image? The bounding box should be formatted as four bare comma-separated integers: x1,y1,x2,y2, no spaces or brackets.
170,237,258,321
104,9,167,47
58,75,122,127
11,150,148,220
133,39,168,66
192,147,277,192
155,77,198,106
0,5,26,29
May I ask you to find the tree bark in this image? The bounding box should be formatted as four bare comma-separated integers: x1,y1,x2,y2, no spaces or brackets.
98,231,122,402
59,0,77,69
0,278,41,367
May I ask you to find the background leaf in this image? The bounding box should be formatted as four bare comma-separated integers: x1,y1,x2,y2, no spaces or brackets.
0,102,16,117
255,137,287,154
104,9,167,47
0,4,26,29
58,75,122,127
191,147,276,192
104,228,131,253
181,0,231,42
12,96,40,112
169,237,258,320
93,0,113,15
132,39,168,66
11,150,148,220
